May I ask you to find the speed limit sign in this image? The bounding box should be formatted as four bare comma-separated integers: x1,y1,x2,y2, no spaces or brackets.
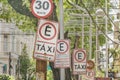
31,0,54,18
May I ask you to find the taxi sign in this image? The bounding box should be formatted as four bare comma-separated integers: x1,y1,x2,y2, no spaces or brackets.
86,69,95,80
72,49,87,74
54,40,71,68
33,19,59,61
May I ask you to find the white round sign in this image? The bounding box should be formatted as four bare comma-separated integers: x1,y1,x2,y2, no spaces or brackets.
39,22,56,40
31,0,53,18
75,50,86,62
57,40,69,54
86,70,94,78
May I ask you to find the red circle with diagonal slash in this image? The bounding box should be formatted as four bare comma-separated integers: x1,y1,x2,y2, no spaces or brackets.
74,50,86,62
39,22,56,40
57,40,69,54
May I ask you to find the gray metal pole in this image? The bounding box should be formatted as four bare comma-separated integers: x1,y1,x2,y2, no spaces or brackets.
96,17,99,72
59,0,65,80
105,0,108,77
82,14,84,48
79,13,85,80
89,18,92,59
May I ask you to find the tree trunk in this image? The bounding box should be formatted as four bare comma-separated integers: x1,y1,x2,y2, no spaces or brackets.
36,60,47,80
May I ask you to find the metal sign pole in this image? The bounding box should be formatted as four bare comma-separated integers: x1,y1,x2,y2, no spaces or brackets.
105,0,108,77
59,0,65,80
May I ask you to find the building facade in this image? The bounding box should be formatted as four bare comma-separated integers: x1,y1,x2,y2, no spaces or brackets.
0,22,35,77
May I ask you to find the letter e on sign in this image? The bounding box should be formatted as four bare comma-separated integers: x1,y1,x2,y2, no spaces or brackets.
57,40,69,54
75,50,86,62
86,70,94,78
37,19,59,42
39,22,56,40
33,19,59,61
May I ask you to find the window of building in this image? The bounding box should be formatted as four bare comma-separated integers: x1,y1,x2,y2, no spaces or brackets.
3,34,8,52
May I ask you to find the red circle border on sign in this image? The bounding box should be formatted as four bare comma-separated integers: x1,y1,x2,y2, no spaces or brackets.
86,70,94,78
56,40,69,54
31,0,54,19
39,22,56,40
86,60,95,70
74,50,86,62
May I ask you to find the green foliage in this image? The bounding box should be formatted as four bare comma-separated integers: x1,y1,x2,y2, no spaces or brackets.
22,0,30,8
27,59,36,80
63,0,112,59
47,70,53,80
96,70,104,77
19,44,31,80
0,0,37,32
98,34,106,46
0,75,14,80
18,45,36,80
108,48,120,73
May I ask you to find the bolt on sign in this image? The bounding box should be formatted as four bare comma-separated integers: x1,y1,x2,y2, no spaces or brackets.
33,19,59,61
31,0,54,18
54,40,71,68
72,49,87,74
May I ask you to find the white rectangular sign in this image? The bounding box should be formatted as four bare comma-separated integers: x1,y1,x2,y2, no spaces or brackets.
72,49,87,74
54,40,71,68
33,19,59,61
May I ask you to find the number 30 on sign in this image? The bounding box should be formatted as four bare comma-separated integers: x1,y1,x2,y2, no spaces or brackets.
31,0,54,18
